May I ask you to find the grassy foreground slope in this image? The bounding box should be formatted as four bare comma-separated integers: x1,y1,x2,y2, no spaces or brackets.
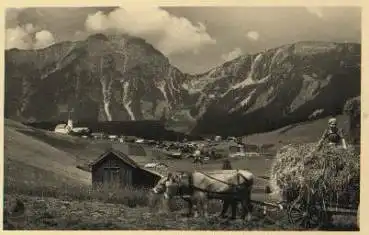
4,119,91,188
6,119,112,165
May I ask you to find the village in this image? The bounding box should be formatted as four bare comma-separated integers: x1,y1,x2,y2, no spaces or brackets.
52,114,270,189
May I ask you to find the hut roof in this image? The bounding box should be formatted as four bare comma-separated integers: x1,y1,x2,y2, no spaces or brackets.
88,148,164,179
89,148,140,168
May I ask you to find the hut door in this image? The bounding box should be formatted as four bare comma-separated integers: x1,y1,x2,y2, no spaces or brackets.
104,167,121,187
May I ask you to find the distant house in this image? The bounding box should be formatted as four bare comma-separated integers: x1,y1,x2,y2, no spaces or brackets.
244,144,259,153
227,136,237,142
228,143,246,158
259,143,275,154
89,148,162,189
91,132,106,140
108,135,118,141
209,142,246,158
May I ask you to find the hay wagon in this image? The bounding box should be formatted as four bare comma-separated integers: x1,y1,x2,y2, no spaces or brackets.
262,143,360,229
250,185,359,229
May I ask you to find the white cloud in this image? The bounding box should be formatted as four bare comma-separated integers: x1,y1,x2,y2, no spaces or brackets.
246,31,260,41
85,11,112,32
221,47,242,61
5,23,55,50
84,6,216,56
24,23,37,34
34,30,55,49
306,7,324,18
6,26,33,50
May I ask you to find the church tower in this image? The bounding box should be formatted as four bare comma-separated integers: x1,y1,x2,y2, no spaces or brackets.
67,110,74,130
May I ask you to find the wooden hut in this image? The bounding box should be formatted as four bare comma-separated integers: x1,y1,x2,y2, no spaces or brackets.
89,148,162,189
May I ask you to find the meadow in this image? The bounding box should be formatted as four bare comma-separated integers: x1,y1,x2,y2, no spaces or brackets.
3,116,358,230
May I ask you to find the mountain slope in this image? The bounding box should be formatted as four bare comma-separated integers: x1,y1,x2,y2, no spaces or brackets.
5,33,190,123
5,36,361,137
182,41,360,136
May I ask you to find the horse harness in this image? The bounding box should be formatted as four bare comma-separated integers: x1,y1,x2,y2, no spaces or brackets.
177,170,249,199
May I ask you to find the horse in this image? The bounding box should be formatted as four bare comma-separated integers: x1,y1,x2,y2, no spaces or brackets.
151,170,254,220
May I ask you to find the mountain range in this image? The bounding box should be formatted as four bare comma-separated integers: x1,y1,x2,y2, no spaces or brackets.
5,33,361,136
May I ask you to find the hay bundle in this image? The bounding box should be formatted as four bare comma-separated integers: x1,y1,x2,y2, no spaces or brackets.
344,96,361,145
270,143,360,207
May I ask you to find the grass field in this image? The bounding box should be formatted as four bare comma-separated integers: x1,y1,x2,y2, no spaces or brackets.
4,120,91,188
3,117,358,230
244,115,348,147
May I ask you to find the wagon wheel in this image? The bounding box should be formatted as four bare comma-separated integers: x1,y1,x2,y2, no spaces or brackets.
288,200,324,229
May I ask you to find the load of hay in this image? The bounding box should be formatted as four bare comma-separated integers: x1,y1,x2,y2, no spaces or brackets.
270,143,360,207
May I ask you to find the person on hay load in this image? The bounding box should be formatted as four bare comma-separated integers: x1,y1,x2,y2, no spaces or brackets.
316,117,348,150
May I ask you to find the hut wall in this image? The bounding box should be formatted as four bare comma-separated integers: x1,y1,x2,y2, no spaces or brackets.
91,153,134,189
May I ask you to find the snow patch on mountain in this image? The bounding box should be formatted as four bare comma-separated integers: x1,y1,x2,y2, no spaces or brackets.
123,81,135,120
229,89,257,113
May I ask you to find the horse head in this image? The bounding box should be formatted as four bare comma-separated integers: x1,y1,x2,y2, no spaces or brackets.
152,171,192,199
152,172,181,198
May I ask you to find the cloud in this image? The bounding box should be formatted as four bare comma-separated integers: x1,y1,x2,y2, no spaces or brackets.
6,26,33,50
84,6,216,55
5,23,55,50
34,30,55,49
246,31,260,41
306,7,324,18
221,47,242,61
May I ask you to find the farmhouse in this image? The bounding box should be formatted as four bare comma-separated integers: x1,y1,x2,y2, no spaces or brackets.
208,141,246,158
89,148,163,189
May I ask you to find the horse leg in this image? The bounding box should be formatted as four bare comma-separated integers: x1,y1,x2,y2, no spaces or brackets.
192,195,200,218
193,202,200,218
203,198,209,218
187,199,193,217
196,193,208,218
240,192,253,221
161,198,170,214
220,200,230,218
230,200,237,220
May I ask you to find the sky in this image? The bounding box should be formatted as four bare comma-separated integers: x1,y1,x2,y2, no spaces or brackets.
5,6,361,74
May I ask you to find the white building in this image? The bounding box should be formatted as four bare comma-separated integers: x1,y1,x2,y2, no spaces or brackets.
54,119,73,134
54,116,90,135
